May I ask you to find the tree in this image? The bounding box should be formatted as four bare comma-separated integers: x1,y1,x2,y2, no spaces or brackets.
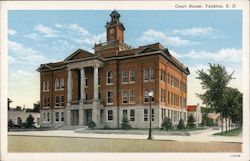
223,87,243,129
15,106,22,111
33,101,40,112
87,120,96,130
196,64,233,132
121,115,132,129
25,114,35,128
17,117,22,127
8,119,14,129
161,117,172,130
187,115,195,129
177,119,185,129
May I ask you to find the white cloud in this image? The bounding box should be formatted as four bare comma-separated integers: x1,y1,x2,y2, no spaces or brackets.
8,70,40,108
55,24,63,28
139,29,197,47
34,24,58,37
24,33,40,41
68,24,89,36
8,29,17,36
8,40,49,64
172,27,213,36
186,48,242,63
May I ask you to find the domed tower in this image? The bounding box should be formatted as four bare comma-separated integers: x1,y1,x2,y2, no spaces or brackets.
106,10,125,43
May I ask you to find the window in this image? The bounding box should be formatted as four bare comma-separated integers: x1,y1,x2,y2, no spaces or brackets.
122,71,129,83
47,80,50,90
60,78,64,89
61,96,64,106
144,109,148,121
122,90,128,104
98,73,101,86
129,89,135,104
171,75,173,86
160,70,165,82
61,112,64,122
144,69,149,82
43,81,46,91
129,70,135,83
107,71,113,84
55,96,60,106
107,91,113,104
150,68,155,81
43,96,46,107
144,90,149,103
168,91,170,104
107,110,113,121
85,78,88,87
55,79,60,90
168,73,170,84
151,109,155,121
161,89,164,102
123,109,127,117
130,109,135,121
47,112,50,122
86,93,88,100
43,112,46,120
151,89,155,102
55,112,59,122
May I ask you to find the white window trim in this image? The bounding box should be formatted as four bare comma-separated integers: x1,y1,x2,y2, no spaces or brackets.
106,90,114,105
122,90,128,104
143,69,149,82
130,109,135,121
129,89,135,104
150,67,155,81
129,70,135,84
122,71,129,84
55,112,60,122
106,110,113,122
106,71,114,85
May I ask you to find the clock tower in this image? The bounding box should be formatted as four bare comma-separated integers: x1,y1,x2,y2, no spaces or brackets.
106,10,125,42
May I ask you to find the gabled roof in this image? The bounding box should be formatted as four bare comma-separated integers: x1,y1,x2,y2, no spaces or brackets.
64,49,94,61
36,61,66,72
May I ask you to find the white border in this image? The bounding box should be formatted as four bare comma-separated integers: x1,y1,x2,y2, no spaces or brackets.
1,1,249,161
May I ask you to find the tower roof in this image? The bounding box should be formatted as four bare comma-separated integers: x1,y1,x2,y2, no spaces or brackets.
110,10,121,20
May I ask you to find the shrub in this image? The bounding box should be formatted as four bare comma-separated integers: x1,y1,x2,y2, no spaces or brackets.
187,115,195,129
161,117,172,130
121,115,132,129
177,118,185,129
87,120,96,130
8,119,14,129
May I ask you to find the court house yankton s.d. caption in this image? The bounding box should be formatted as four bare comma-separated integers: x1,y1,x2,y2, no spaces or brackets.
37,11,190,129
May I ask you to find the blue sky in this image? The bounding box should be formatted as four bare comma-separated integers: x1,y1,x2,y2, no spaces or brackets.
8,10,242,108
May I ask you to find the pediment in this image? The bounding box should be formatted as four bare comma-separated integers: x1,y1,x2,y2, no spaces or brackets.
64,49,94,61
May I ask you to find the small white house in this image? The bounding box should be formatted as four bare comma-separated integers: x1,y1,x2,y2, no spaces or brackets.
8,110,40,128
186,104,202,127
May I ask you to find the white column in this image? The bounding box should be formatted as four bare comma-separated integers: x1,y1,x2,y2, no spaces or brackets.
67,69,72,103
93,66,99,100
80,67,86,101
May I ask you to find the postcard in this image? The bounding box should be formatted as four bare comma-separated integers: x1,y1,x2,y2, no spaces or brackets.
0,1,249,161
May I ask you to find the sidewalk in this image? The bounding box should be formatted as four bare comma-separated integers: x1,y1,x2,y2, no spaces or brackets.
8,128,242,143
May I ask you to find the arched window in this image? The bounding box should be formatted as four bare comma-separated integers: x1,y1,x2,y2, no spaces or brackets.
107,71,113,84
60,78,64,89
55,79,60,90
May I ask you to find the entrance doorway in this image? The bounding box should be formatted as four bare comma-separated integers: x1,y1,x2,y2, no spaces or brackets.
71,110,79,126
85,109,92,123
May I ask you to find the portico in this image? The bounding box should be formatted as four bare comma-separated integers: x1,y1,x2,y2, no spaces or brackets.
65,58,104,127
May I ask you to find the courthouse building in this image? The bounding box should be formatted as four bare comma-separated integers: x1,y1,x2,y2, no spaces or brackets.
37,11,190,128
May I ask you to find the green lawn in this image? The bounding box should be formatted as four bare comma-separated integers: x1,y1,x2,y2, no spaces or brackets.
213,128,242,136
